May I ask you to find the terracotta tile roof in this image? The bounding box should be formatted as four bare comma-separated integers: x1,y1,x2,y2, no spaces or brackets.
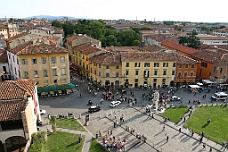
165,38,179,44
141,45,164,52
14,79,37,95
105,46,140,52
161,41,199,55
172,53,198,64
217,45,228,50
120,52,177,61
72,43,93,52
139,30,154,34
89,52,121,66
0,49,8,63
49,36,60,41
192,48,228,63
0,79,36,100
214,28,228,33
0,100,27,121
10,41,34,54
66,35,83,42
169,30,187,36
0,24,7,29
14,43,68,55
144,34,179,43
112,23,141,28
0,71,5,77
144,34,168,42
152,25,175,30
49,36,60,45
82,47,105,55
5,32,28,42
73,43,105,55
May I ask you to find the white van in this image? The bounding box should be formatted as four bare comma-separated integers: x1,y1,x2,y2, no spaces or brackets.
211,92,228,101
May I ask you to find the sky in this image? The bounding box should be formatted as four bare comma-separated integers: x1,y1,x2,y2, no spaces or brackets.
0,0,227,23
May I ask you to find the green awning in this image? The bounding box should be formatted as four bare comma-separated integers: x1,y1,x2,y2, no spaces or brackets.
37,87,49,94
37,83,76,93
61,83,76,90
48,85,58,92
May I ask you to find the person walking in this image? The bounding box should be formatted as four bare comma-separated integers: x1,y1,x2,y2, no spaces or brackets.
191,130,194,137
203,143,206,150
166,135,169,142
163,125,165,131
179,128,182,133
201,131,204,137
79,134,82,143
207,118,211,124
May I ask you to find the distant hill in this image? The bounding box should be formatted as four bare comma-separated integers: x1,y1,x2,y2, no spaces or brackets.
25,15,92,20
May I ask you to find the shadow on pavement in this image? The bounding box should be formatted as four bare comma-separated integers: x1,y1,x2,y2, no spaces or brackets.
154,130,163,137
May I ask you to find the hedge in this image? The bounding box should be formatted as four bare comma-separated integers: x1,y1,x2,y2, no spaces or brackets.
30,131,47,152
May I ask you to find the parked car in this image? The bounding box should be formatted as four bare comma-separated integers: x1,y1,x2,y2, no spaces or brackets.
88,106,101,113
40,109,46,115
170,96,181,101
110,101,121,108
211,92,228,101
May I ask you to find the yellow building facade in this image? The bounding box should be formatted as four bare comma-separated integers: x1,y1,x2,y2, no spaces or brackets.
120,52,177,88
65,35,101,62
72,44,105,77
16,44,70,87
89,53,122,87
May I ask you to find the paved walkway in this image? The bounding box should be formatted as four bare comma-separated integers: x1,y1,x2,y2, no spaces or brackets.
80,107,227,152
39,106,227,152
79,116,157,152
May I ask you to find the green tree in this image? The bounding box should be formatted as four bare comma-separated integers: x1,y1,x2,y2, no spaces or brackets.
132,40,140,46
179,31,201,49
63,21,75,37
116,30,140,46
105,35,117,47
132,27,151,33
85,21,106,40
51,19,141,47
52,20,63,28
163,21,174,25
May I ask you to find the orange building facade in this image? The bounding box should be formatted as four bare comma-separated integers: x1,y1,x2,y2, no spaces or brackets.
174,55,198,86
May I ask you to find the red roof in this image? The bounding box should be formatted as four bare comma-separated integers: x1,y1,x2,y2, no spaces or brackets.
5,32,28,42
66,35,82,42
120,52,177,61
89,52,121,66
161,41,199,55
0,100,27,121
0,79,37,100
